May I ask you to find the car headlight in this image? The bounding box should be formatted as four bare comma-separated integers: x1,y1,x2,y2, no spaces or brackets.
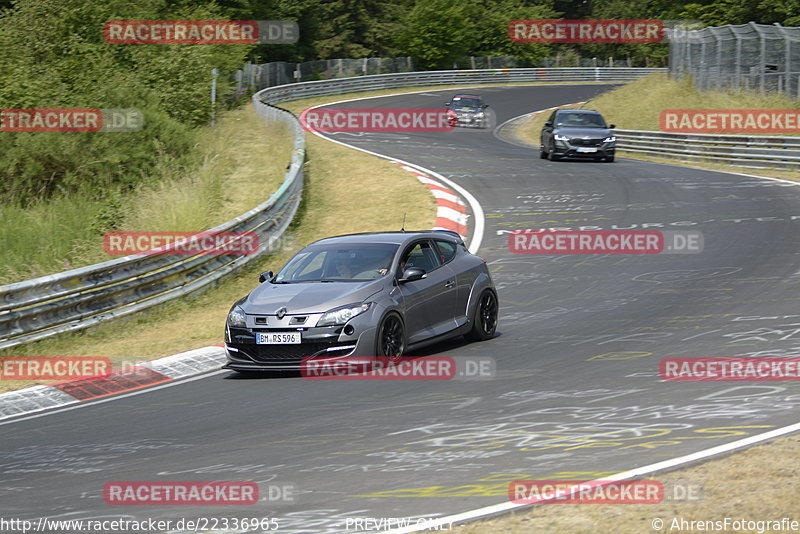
475,112,485,118
554,134,569,142
227,305,247,328
604,136,616,143
317,303,371,327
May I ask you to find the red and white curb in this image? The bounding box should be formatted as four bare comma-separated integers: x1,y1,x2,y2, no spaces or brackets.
0,345,226,421
392,162,469,237
0,164,475,421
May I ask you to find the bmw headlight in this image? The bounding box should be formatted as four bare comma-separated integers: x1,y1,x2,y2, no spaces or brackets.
317,303,371,327
604,136,616,143
554,134,569,142
227,305,247,328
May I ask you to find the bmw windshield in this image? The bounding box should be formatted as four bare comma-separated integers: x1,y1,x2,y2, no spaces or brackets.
273,243,399,283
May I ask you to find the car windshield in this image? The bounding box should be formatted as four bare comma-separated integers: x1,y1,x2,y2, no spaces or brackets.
273,243,399,283
556,113,607,128
452,97,481,108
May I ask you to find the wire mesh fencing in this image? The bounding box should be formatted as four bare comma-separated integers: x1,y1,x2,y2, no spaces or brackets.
669,22,800,97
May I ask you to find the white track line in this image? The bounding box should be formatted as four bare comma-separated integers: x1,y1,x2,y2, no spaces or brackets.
381,421,800,533
380,98,800,534
298,94,485,253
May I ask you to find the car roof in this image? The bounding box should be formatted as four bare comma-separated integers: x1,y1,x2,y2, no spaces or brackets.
556,109,601,115
308,230,464,247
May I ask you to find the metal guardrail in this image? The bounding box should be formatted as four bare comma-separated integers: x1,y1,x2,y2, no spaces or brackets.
259,67,665,104
0,67,665,350
0,97,305,350
615,129,800,169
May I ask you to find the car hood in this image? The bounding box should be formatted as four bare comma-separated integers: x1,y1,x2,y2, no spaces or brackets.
244,279,385,315
555,127,611,138
454,106,480,113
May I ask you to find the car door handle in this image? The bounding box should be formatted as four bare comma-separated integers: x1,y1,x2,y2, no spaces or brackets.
444,280,455,288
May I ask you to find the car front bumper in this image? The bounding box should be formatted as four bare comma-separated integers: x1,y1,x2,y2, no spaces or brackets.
552,141,615,159
224,318,379,371
449,114,485,127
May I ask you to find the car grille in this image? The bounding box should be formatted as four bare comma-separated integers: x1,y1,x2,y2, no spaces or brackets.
570,138,604,147
240,343,348,363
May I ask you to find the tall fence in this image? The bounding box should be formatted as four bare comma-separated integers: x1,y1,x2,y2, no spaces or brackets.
669,23,800,97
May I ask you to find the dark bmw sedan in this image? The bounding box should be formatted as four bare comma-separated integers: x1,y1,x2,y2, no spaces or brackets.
223,230,498,372
540,109,616,162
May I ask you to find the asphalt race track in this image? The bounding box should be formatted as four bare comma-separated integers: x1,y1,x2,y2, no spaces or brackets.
4,84,800,533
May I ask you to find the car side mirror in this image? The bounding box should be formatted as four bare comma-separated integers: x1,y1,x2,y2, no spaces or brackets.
608,124,616,129
259,270,273,283
483,104,489,108
544,121,553,127
444,102,450,106
398,267,426,283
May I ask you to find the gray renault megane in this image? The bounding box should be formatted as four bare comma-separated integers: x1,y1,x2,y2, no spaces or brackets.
223,230,498,372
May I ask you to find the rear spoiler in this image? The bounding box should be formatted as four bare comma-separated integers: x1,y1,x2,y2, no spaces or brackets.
431,229,465,245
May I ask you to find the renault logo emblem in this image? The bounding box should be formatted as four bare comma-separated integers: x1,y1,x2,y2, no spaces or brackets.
276,307,287,319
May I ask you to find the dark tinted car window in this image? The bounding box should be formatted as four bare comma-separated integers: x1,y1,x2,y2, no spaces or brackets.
402,241,442,272
451,96,481,108
434,240,457,264
275,243,398,282
555,112,607,128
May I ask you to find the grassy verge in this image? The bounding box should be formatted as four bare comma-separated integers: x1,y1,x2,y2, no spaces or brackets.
0,104,291,284
515,73,800,182
452,432,800,533
0,94,436,394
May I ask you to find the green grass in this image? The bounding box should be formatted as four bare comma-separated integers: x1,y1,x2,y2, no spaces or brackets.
0,104,290,285
0,90,436,393
588,73,800,132
514,73,800,182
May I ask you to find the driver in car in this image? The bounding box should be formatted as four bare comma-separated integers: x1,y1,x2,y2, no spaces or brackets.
331,254,355,278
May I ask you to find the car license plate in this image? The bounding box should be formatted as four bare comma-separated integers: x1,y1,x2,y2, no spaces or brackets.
256,332,301,344
576,147,598,153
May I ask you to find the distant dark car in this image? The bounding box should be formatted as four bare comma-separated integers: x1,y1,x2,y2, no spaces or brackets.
540,109,616,162
445,94,489,128
223,230,498,372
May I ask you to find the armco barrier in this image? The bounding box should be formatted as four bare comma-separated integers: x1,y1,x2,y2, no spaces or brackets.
615,129,800,170
0,67,663,350
0,98,305,350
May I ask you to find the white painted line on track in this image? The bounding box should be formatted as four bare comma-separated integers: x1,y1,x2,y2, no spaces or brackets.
380,421,800,533
381,93,800,534
298,94,486,254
